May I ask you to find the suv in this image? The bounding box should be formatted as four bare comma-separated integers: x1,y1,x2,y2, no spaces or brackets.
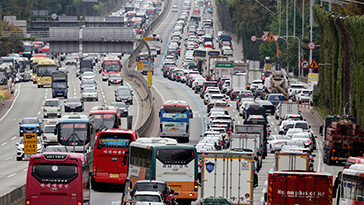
133,191,164,205
128,180,176,205
19,117,42,136
43,99,61,118
204,87,220,104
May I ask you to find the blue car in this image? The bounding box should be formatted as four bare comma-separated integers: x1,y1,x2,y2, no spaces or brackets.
19,117,42,136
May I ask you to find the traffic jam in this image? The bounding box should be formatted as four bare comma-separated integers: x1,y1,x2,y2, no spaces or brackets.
0,0,363,204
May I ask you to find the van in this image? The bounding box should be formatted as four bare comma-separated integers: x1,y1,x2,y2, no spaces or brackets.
43,99,61,118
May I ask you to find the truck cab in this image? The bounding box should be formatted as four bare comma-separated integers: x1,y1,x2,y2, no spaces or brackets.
51,71,68,98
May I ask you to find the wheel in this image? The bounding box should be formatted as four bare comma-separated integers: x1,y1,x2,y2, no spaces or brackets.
108,83,110,86
37,85,41,88
16,157,22,161
130,101,133,105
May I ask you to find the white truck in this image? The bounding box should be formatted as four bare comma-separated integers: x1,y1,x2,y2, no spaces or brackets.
213,61,234,80
274,150,314,171
201,151,256,204
247,69,262,86
230,133,262,171
275,101,300,120
235,124,266,158
230,73,247,90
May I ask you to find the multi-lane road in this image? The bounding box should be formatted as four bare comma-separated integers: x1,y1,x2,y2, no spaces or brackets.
0,0,344,204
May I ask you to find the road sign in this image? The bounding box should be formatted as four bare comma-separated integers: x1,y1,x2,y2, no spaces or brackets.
310,59,320,69
250,35,257,42
261,35,268,41
263,31,269,36
268,33,274,41
277,46,282,55
215,62,234,68
137,61,143,71
272,34,280,42
147,72,152,87
308,41,316,50
142,37,155,41
24,133,37,155
300,60,310,69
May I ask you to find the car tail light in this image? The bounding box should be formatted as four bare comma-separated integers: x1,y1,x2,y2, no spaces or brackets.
274,142,281,145
78,202,82,205
93,165,97,173
19,52,23,54
25,200,31,205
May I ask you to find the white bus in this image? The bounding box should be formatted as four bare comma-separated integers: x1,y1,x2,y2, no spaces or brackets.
127,138,198,201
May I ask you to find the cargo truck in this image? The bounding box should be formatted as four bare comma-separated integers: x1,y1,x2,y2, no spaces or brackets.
265,171,333,205
201,151,257,205
212,61,234,81
274,150,314,171
230,133,262,171
51,71,68,98
230,73,247,90
235,124,267,158
321,117,364,165
274,101,300,120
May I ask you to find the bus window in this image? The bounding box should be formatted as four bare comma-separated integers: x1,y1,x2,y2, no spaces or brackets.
90,113,119,132
156,149,195,164
32,163,78,183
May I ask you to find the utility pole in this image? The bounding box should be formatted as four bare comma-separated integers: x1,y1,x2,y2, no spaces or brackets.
293,0,296,37
286,0,289,41
309,0,314,73
279,0,281,35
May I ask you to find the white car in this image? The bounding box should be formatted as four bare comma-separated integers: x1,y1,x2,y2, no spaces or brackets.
291,132,314,151
285,128,304,138
133,191,164,205
171,5,178,12
288,84,306,97
43,99,62,118
204,87,220,104
250,80,264,91
82,87,98,101
16,137,43,161
267,135,291,152
42,124,57,144
207,93,227,105
81,71,96,81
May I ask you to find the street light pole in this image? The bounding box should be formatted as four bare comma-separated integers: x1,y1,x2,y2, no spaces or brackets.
309,0,314,73
293,0,296,37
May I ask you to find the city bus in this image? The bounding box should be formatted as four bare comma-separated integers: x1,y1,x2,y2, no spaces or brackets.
91,129,138,190
159,100,193,142
25,152,90,205
36,58,57,88
55,115,95,153
127,137,198,201
337,164,364,204
88,106,121,133
101,57,122,81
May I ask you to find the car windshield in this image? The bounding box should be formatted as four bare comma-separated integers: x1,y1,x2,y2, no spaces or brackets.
67,98,80,103
53,81,67,89
295,122,309,129
84,88,96,92
134,183,166,194
103,61,121,72
292,134,310,139
116,90,131,96
22,118,38,124
276,136,290,140
44,100,59,107
44,126,55,133
82,80,94,85
134,195,161,202
268,95,286,102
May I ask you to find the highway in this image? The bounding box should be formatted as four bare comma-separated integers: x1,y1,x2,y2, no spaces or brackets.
0,0,346,204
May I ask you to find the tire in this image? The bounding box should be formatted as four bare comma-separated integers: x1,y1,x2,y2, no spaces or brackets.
16,157,22,161
108,83,110,86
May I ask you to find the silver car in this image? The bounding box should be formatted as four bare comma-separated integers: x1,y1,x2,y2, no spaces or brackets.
82,87,98,101
42,124,57,144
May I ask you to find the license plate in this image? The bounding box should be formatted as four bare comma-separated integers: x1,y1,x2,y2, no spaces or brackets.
109,173,119,178
252,121,258,123
170,186,179,191
171,128,177,132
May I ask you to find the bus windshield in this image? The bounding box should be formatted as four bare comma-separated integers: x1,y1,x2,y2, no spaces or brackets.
32,163,78,183
58,123,89,145
91,113,118,132
103,61,121,72
97,132,132,149
37,65,57,77
156,149,194,164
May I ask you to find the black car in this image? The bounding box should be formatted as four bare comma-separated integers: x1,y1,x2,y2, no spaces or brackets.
64,97,84,112
114,87,133,105
129,180,177,205
108,74,123,86
110,102,128,117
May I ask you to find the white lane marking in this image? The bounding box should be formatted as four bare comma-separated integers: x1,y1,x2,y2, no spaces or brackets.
262,188,266,193
7,173,16,178
153,85,166,102
38,111,41,115
23,168,27,172
261,197,265,202
264,180,268,186
4,156,12,161
317,140,323,172
1,141,8,146
0,84,22,123
11,136,17,140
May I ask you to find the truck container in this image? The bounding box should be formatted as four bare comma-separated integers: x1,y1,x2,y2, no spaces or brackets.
275,102,300,120
230,133,262,171
322,117,364,165
230,73,247,90
266,171,333,205
51,71,68,98
212,61,234,80
201,151,256,204
235,124,267,158
274,150,314,171
247,69,262,86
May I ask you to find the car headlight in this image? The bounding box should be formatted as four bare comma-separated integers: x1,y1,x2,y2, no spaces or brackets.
20,130,24,132
37,78,41,81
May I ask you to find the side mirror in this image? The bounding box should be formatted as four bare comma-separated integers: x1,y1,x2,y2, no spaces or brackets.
279,131,283,135
15,143,19,146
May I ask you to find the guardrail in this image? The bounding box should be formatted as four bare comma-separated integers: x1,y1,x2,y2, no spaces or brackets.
0,1,171,204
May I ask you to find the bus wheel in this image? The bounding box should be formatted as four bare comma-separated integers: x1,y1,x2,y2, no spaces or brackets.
91,179,99,191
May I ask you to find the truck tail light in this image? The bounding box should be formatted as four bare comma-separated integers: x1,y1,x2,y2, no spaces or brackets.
93,165,97,173
25,200,31,205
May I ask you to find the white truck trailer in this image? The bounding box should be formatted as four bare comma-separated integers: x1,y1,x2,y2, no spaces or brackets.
274,150,314,171
201,151,256,204
274,101,300,120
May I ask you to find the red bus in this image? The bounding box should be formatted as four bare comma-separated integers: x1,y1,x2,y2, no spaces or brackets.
91,129,138,190
101,57,122,81
26,153,90,205
89,106,121,133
